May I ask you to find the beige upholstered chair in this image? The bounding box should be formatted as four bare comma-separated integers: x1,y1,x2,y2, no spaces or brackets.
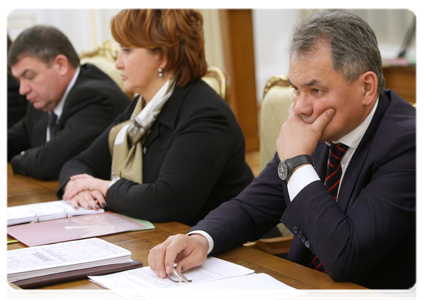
260,74,294,237
259,75,294,171
245,74,295,255
80,41,131,97
202,66,228,102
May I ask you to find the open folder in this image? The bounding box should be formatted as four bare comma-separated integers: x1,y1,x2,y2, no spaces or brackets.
7,211,150,247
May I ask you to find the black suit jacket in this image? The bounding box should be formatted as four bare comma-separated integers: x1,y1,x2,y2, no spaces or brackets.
7,74,27,129
8,63,131,180
57,80,254,226
192,90,416,289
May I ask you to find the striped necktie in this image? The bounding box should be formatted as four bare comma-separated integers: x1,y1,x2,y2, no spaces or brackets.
325,143,349,200
310,142,349,273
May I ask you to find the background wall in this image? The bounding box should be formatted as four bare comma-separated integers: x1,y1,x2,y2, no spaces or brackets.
252,9,416,102
7,8,416,104
252,10,300,101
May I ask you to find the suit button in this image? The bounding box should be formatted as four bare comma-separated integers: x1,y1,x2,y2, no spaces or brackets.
293,226,298,234
305,240,310,248
301,235,306,243
143,147,147,154
297,230,303,238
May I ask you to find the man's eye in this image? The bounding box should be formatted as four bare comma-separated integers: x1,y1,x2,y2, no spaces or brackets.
24,75,35,80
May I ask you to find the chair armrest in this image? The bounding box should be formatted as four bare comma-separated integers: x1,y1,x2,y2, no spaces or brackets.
244,235,293,255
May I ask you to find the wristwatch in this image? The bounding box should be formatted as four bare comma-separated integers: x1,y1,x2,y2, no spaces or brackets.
278,154,314,182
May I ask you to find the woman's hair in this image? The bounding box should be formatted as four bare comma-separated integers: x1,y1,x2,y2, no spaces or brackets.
111,9,207,86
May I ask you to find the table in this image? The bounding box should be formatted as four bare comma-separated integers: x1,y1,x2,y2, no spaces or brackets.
7,164,365,290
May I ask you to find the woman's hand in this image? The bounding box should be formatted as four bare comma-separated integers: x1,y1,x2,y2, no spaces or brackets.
63,174,110,209
66,190,106,210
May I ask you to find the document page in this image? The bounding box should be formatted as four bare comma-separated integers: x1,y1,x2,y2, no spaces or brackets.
89,257,306,299
8,238,131,281
89,257,253,296
171,273,307,299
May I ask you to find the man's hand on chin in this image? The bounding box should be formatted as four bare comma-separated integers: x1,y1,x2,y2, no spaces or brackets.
276,103,335,161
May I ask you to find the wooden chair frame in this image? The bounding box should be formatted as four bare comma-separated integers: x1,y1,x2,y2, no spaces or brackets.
203,66,228,102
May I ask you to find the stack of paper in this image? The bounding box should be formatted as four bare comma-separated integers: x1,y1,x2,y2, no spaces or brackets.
7,238,143,288
7,200,104,226
89,257,307,299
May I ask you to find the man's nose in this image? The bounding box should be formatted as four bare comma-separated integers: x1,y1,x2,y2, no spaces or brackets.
293,93,313,117
19,80,31,96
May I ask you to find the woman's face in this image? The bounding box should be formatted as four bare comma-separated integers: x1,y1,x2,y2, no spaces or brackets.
115,46,168,101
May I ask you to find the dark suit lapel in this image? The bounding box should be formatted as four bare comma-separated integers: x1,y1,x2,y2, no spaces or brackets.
337,93,390,211
144,81,195,148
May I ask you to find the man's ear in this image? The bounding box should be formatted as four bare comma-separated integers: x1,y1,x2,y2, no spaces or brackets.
53,54,70,76
361,71,378,106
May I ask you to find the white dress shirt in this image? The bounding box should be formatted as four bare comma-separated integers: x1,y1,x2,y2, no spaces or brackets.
288,99,379,201
46,67,80,141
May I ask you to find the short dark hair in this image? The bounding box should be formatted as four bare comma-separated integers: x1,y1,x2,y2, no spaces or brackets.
289,10,386,94
111,9,207,87
8,25,80,69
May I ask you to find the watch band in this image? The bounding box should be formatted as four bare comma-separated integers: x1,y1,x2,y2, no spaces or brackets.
278,154,313,182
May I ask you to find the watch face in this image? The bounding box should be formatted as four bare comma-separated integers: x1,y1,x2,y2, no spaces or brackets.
278,161,288,181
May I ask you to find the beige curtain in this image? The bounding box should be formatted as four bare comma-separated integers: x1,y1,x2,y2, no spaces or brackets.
201,9,225,71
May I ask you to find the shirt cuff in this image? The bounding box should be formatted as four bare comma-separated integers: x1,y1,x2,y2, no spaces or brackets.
109,177,121,188
187,230,214,254
287,164,320,201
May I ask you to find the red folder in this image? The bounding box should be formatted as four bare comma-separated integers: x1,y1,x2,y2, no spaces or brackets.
7,211,147,247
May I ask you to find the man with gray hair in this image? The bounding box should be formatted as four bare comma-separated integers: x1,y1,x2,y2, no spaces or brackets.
8,25,131,180
147,10,415,289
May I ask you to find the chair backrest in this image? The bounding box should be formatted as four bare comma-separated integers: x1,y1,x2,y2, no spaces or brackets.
81,44,228,102
80,41,130,96
202,66,228,102
259,75,293,171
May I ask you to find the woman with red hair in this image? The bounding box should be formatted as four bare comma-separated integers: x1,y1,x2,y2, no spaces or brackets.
57,9,253,226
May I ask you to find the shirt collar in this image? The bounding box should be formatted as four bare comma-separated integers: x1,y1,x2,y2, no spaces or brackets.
329,98,379,150
52,66,80,118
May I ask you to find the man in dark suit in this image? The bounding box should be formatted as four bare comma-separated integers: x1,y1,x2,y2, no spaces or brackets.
148,10,415,289
8,25,131,180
